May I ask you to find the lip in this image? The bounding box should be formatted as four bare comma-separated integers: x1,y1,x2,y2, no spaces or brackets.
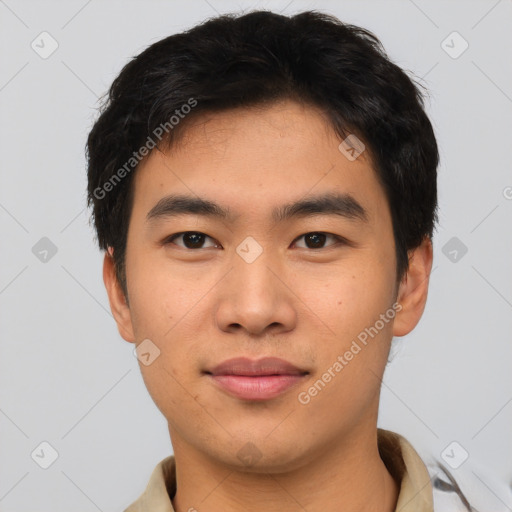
205,357,309,401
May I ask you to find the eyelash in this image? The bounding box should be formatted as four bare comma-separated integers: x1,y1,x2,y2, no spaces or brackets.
163,231,346,250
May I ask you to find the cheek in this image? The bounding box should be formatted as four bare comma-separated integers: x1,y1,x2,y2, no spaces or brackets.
317,261,393,323
303,268,396,414
128,259,206,366
127,256,184,335
306,267,397,390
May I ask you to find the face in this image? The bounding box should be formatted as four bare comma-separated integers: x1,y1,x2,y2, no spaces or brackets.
105,99,431,471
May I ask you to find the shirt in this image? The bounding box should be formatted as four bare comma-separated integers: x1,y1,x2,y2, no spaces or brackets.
123,429,455,512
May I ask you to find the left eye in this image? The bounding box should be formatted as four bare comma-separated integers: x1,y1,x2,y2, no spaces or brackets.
293,232,341,249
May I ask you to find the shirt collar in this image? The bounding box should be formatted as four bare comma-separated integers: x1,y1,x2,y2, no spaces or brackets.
124,429,433,512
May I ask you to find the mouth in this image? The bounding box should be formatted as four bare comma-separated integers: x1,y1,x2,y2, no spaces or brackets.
204,357,309,401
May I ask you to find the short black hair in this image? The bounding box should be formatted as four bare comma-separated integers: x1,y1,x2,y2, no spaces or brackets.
87,10,439,299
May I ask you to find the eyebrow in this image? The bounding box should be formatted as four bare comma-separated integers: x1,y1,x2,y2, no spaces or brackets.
146,192,368,224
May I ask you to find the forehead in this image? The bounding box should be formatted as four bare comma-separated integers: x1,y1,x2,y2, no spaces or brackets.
130,100,388,227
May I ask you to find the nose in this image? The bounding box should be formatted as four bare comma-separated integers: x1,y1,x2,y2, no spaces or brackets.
214,247,297,336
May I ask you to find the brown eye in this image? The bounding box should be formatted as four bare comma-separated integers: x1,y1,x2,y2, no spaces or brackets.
293,232,340,249
166,231,219,249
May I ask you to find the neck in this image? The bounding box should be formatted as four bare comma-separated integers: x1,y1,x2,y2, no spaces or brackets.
170,426,399,512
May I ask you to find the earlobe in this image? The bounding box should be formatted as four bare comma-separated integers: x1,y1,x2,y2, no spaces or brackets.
103,248,135,343
392,237,433,337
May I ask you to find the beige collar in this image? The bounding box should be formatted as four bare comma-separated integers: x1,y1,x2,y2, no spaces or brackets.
124,429,433,512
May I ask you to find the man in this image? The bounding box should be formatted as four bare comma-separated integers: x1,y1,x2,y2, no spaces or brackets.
86,10,473,511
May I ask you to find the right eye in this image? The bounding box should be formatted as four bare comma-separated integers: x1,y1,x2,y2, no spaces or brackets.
164,231,221,250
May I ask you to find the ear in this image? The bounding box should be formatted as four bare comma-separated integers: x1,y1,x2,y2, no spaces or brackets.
103,248,135,343
393,237,433,337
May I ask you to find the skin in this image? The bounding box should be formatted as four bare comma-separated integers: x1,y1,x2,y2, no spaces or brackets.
104,99,433,512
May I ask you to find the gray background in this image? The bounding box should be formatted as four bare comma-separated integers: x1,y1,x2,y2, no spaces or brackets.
1,0,511,510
